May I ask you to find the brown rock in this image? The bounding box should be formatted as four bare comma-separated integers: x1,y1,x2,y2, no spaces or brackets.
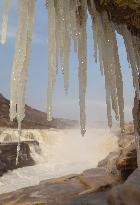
116,141,137,179
98,123,137,180
0,168,120,205
78,168,120,195
93,0,140,36
108,169,140,205
98,151,120,176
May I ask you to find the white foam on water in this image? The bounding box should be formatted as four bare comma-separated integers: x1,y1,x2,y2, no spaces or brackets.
0,127,118,194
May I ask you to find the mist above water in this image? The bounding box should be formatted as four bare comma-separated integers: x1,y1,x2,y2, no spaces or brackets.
0,127,118,194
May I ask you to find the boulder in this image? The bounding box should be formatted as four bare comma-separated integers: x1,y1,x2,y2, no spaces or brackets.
98,151,120,176
117,124,137,179
98,124,137,180
78,168,120,195
118,124,134,148
108,169,140,205
116,141,137,179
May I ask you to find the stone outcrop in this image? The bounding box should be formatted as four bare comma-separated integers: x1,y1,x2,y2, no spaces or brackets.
0,168,120,205
93,0,140,37
98,123,137,179
116,140,137,179
108,169,140,205
0,141,36,176
0,162,139,205
116,124,138,179
98,151,121,176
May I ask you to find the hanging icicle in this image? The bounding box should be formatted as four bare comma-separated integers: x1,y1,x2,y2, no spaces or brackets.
47,0,57,121
10,0,35,164
0,0,10,44
77,0,87,136
89,2,124,131
46,0,88,135
118,25,140,168
120,25,140,100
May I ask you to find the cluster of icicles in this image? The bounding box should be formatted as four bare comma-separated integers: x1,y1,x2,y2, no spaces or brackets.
0,0,140,163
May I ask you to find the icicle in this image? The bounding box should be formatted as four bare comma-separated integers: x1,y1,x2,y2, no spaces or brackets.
121,25,140,100
16,121,21,165
10,0,35,164
20,0,35,115
46,0,81,120
63,34,71,93
92,10,114,128
10,0,28,122
0,0,10,44
118,25,140,166
110,24,124,131
89,0,98,62
77,0,87,136
47,0,56,121
101,13,124,130
10,0,35,123
46,0,88,134
90,3,124,130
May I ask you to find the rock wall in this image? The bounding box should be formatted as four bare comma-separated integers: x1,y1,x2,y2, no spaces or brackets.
93,0,140,37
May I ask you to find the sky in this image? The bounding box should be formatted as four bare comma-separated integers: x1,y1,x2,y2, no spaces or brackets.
0,0,135,125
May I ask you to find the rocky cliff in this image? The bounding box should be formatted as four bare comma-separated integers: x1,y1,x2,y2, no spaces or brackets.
94,0,140,36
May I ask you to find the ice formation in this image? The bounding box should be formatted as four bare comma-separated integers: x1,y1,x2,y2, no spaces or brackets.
90,1,124,131
46,0,88,135
120,25,140,98
10,0,35,163
0,0,11,44
0,1,140,164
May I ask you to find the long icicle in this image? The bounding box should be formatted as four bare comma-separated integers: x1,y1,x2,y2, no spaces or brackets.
78,0,87,136
121,25,140,98
101,13,124,130
46,0,88,135
47,0,56,121
10,0,35,164
89,2,124,130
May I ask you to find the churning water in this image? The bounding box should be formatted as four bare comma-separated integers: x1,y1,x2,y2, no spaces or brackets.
0,126,118,194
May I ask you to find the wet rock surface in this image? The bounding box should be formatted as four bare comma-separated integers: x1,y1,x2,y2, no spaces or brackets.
98,123,137,179
116,124,137,179
98,151,120,176
0,168,120,205
0,141,35,176
116,141,137,179
108,169,140,205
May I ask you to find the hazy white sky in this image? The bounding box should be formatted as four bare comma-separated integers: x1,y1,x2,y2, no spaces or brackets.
0,0,134,125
